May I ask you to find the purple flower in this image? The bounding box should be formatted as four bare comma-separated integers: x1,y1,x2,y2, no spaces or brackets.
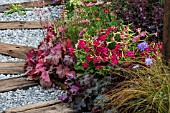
137,42,148,51
132,64,140,69
145,58,153,66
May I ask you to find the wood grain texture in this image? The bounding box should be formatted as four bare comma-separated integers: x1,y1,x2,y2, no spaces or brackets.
163,0,170,65
0,42,34,59
0,76,38,93
3,100,74,113
0,20,50,29
0,0,60,13
0,62,25,74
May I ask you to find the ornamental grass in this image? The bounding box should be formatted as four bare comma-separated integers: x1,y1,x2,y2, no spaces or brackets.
96,59,170,113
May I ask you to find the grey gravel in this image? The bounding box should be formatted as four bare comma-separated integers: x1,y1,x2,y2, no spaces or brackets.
0,1,66,112
0,55,25,62
0,85,66,112
0,74,26,79
0,29,46,48
0,5,62,21
0,0,37,5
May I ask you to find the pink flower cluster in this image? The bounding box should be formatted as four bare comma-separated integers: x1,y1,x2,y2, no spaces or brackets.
75,26,123,69
72,26,163,70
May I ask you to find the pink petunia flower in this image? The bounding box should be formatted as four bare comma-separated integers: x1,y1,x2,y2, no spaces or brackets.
98,35,107,41
68,47,74,54
132,35,140,42
126,51,134,58
78,28,87,37
140,31,147,37
78,39,86,49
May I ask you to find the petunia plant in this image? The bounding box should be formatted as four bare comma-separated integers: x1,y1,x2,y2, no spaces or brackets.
72,24,162,77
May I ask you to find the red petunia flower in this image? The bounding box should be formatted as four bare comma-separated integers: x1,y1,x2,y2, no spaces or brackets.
78,39,86,49
83,62,88,68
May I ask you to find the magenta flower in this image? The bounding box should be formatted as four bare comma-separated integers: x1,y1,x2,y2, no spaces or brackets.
137,42,148,51
78,39,86,48
95,1,104,5
98,35,107,41
96,66,102,69
93,40,100,47
126,51,134,58
80,19,90,24
140,31,146,37
145,58,153,66
111,55,118,65
86,3,95,7
86,54,92,62
132,35,140,42
84,46,90,52
83,62,88,68
78,28,87,37
102,47,108,54
93,57,101,63
68,47,74,54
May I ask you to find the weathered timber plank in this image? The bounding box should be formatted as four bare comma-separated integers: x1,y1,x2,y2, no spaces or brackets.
3,100,74,113
0,20,50,29
163,0,170,65
0,62,25,74
0,0,61,13
0,42,34,59
0,76,38,93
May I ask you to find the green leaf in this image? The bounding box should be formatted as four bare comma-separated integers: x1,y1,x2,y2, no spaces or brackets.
74,64,84,71
76,73,84,76
108,42,116,50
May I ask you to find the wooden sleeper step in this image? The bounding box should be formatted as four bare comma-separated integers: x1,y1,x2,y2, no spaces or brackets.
2,100,74,113
0,76,38,93
0,42,34,59
0,20,52,29
0,62,25,74
0,0,61,13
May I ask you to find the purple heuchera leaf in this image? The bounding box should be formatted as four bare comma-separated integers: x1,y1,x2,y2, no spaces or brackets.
63,55,74,66
56,65,70,78
51,44,62,54
66,71,75,79
70,85,80,95
41,71,51,82
39,43,50,51
44,50,62,65
26,49,37,61
58,94,68,100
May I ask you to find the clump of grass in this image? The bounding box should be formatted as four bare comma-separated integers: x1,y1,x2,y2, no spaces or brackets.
97,59,170,113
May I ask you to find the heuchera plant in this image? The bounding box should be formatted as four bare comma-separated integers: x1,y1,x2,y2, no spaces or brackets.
24,22,76,87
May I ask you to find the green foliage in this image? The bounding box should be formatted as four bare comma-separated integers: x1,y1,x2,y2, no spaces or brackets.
54,1,122,44
5,4,27,16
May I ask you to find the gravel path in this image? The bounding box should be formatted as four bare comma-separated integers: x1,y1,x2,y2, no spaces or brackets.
0,29,46,48
0,5,62,21
0,85,66,112
0,0,36,5
0,1,65,112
